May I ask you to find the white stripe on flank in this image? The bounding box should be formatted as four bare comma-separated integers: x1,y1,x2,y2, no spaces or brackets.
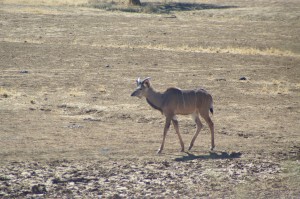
181,90,186,108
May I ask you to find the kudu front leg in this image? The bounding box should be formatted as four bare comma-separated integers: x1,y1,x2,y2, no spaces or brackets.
157,117,171,154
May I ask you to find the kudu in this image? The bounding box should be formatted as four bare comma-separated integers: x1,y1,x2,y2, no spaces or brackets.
131,77,215,154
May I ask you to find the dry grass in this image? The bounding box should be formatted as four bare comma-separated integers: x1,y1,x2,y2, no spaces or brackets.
0,0,299,197
234,161,300,198
0,87,10,98
68,88,87,97
89,43,299,57
282,161,300,191
1,0,89,6
258,79,300,95
0,87,17,98
169,45,298,57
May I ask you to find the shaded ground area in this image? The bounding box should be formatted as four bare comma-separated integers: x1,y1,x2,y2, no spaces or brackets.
90,1,238,13
174,151,242,161
142,2,237,13
0,0,299,198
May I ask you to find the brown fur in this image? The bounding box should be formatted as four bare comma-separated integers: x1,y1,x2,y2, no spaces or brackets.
131,78,215,153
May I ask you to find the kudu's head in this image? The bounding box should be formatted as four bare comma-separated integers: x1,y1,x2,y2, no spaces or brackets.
131,77,151,98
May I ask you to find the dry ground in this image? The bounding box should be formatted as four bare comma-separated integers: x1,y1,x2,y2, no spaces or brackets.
0,0,299,198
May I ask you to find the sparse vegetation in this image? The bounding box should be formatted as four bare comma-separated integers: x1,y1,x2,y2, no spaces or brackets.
0,0,299,198
1,0,89,6
86,1,164,13
0,87,13,98
85,0,237,14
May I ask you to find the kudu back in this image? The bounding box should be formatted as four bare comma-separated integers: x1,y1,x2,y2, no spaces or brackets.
131,77,214,154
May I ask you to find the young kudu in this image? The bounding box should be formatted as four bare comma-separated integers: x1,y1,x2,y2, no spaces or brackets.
131,77,215,154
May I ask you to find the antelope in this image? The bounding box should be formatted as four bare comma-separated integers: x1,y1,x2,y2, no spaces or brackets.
131,77,215,154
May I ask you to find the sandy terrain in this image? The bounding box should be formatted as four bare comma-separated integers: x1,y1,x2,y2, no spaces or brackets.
0,0,299,198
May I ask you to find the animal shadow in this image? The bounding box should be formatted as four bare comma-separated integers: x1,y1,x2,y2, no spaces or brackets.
174,151,242,162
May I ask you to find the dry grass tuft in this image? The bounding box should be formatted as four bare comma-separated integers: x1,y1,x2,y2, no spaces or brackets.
1,0,89,6
91,43,298,57
68,88,87,97
86,0,161,13
260,79,299,95
179,46,298,57
0,87,15,98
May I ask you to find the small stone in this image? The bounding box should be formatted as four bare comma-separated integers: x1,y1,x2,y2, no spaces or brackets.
216,78,226,81
32,184,47,194
0,175,11,181
111,194,122,199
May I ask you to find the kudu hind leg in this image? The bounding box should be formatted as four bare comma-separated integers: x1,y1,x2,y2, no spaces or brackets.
172,118,185,152
188,114,203,151
202,114,215,150
157,117,172,154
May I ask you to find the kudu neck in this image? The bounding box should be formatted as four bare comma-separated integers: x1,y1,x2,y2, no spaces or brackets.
145,86,163,112
145,87,161,98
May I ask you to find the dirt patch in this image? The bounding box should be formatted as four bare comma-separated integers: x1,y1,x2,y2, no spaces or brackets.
0,0,299,197
0,157,284,198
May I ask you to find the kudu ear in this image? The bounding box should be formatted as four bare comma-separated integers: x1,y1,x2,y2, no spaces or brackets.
142,77,151,88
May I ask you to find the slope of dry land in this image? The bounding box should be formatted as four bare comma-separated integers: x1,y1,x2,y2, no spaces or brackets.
0,0,299,198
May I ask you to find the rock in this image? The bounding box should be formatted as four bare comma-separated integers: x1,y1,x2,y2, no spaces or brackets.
0,175,11,181
216,78,226,81
31,184,47,194
239,76,247,80
20,70,29,74
40,108,52,112
83,117,101,122
67,123,83,129
111,193,122,199
0,191,7,196
165,15,177,18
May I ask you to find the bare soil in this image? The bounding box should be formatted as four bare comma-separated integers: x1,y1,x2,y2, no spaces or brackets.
0,0,299,198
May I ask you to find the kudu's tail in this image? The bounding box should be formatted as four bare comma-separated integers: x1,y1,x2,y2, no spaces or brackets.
210,100,214,115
